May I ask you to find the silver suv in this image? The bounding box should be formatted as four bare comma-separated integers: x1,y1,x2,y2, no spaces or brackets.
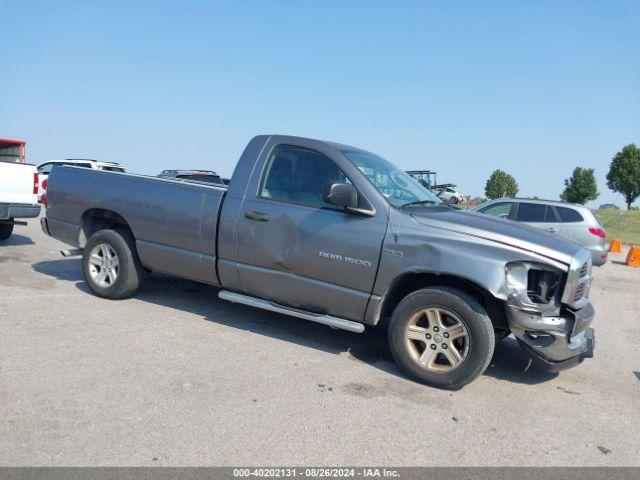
471,198,607,266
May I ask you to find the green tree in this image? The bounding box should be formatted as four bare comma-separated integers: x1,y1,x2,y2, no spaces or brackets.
484,170,518,199
606,144,640,210
560,167,599,204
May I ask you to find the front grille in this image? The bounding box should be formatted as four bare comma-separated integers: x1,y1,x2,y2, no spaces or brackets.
572,261,591,303
527,269,560,304
579,262,589,277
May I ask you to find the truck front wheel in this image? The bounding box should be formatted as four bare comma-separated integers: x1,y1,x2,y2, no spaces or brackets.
388,287,495,390
82,229,143,299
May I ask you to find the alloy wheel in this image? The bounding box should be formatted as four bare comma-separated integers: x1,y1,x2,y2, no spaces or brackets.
88,243,119,287
405,307,470,372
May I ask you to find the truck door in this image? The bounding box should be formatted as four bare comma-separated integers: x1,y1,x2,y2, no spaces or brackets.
235,142,387,322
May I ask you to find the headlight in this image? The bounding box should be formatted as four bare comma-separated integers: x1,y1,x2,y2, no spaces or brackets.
505,262,563,315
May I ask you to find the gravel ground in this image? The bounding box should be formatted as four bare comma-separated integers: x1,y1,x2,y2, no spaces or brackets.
1,219,639,466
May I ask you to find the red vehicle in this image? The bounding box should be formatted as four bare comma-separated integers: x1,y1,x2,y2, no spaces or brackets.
0,138,26,163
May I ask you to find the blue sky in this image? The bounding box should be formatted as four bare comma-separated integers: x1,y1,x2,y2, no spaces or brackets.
1,0,638,206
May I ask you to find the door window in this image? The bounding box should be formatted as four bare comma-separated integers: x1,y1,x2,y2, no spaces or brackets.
260,144,349,209
480,202,513,219
516,203,557,222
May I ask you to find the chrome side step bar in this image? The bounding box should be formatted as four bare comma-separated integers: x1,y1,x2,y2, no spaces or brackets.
218,290,365,333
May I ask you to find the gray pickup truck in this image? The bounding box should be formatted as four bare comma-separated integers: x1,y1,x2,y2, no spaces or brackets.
41,135,595,389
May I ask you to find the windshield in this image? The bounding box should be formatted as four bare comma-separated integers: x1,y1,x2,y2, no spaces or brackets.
340,149,442,208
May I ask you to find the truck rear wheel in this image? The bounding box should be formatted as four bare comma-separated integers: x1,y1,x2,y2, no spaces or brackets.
0,221,14,241
388,287,495,390
82,229,143,299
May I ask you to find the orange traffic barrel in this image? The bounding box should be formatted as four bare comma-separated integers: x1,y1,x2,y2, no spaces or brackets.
609,239,622,253
626,247,640,268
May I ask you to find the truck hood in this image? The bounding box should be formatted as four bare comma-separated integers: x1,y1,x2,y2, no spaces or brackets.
410,208,582,266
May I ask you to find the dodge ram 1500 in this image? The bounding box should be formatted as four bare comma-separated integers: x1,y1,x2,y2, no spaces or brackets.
41,135,595,389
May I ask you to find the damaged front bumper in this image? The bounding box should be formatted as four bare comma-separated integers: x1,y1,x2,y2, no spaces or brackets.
506,303,595,372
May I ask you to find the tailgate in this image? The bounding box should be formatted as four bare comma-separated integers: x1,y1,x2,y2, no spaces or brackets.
0,163,37,205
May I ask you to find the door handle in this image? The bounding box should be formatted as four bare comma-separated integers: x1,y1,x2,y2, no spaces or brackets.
244,210,271,222
548,227,558,233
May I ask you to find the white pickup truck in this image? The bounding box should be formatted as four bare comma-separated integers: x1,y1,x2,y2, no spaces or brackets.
0,162,41,240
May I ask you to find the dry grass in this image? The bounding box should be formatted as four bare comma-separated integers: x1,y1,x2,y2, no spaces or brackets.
595,209,640,245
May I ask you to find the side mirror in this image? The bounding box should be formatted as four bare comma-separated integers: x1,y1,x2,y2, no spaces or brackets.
323,182,358,209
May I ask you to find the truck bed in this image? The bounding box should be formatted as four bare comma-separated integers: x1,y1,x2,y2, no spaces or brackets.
0,162,38,206
45,167,226,285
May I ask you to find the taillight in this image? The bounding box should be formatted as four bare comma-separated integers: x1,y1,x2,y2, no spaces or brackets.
33,173,39,194
42,179,48,190
41,193,48,207
589,227,606,238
